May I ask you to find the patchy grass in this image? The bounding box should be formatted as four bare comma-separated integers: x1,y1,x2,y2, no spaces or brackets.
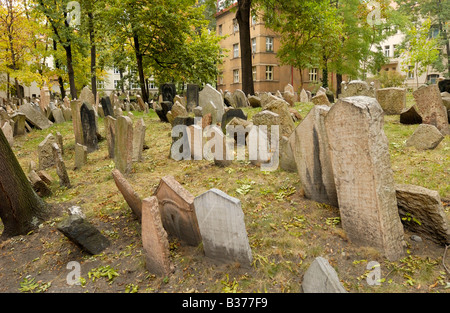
0,96,449,294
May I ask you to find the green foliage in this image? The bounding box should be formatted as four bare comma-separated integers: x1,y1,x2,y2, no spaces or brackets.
88,265,119,284
374,70,406,88
19,276,51,293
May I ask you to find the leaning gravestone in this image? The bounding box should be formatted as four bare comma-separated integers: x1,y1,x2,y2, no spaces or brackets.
300,89,309,103
325,96,405,260
51,108,65,124
186,84,199,113
232,89,248,108
18,102,52,130
376,87,406,115
141,196,173,276
413,84,450,135
199,84,224,124
112,169,142,220
289,105,338,207
396,184,450,245
114,116,133,175
57,214,110,255
38,133,58,170
194,188,252,267
80,102,98,153
52,143,71,188
79,86,96,110
302,257,347,293
154,176,202,246
155,101,173,123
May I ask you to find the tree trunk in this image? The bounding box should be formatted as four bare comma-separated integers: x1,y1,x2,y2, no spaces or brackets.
236,0,254,96
133,34,149,103
64,44,77,99
88,12,97,102
0,129,48,239
322,55,329,89
336,73,342,97
53,40,66,99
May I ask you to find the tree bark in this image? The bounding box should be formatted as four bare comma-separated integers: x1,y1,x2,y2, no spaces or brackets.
64,44,77,99
336,73,342,97
53,40,66,99
133,34,149,103
0,128,48,239
88,12,97,102
236,0,254,96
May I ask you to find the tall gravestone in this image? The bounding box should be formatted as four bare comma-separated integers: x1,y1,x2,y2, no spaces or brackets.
199,84,225,124
413,84,450,135
105,116,117,159
289,105,338,207
325,96,405,260
132,118,146,162
114,116,133,175
160,83,176,103
80,103,98,153
101,96,114,118
186,84,199,113
71,100,83,145
154,176,202,246
194,188,252,267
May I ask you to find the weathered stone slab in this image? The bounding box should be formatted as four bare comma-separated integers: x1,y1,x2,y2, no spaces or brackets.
80,102,98,153
396,184,450,245
186,84,199,113
221,108,247,133
71,100,83,145
325,96,405,260
52,143,71,188
311,93,331,106
199,84,224,123
38,133,57,170
52,108,65,124
39,86,50,113
141,196,173,276
302,257,347,293
413,84,450,135
263,98,295,137
232,89,248,108
105,116,116,159
341,80,375,98
10,112,26,136
18,102,52,130
248,95,261,108
1,122,13,146
114,116,133,175
74,143,88,170
79,86,95,108
160,83,176,103
112,169,142,220
376,87,406,115
101,96,114,118
289,105,338,207
57,214,110,255
194,188,252,267
154,176,202,246
132,118,146,162
29,170,52,197
400,105,422,125
300,89,309,103
405,124,444,150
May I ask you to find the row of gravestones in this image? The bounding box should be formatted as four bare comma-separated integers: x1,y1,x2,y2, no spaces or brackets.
288,96,450,260
110,171,253,276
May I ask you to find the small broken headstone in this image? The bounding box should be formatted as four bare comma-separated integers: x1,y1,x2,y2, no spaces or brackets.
302,257,347,293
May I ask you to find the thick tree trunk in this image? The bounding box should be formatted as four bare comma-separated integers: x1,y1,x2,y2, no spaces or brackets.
0,129,48,239
53,40,66,99
236,0,254,96
133,35,149,103
336,73,342,97
64,44,77,99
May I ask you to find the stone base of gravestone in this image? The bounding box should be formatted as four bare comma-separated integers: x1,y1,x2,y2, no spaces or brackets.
302,257,347,293
57,214,110,255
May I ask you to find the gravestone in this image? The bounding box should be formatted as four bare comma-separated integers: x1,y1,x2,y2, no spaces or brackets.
132,118,146,162
199,84,224,123
221,108,247,133
400,105,422,125
51,108,65,124
39,86,50,114
376,87,406,115
114,116,133,175
325,96,405,260
232,89,249,108
186,84,199,113
57,214,110,255
62,106,72,121
80,102,98,153
160,83,176,103
289,105,338,207
71,100,83,145
311,93,331,106
171,101,188,120
302,257,347,293
396,184,450,245
38,133,58,170
300,89,309,103
101,96,114,118
405,124,444,150
29,170,52,198
105,116,116,158
438,78,450,93
56,132,64,156
340,80,375,98
52,143,71,188
141,196,173,276
194,188,252,267
136,95,146,112
154,176,202,246
74,143,88,170
413,84,450,135
263,98,295,137
112,169,142,220
279,135,297,172
203,101,219,125
155,101,173,123
18,102,52,130
79,86,95,108
1,122,13,146
248,95,261,108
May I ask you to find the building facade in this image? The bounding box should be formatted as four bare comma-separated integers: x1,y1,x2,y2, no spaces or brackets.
215,4,341,95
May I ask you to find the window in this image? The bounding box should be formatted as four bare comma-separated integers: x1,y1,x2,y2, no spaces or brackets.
251,38,256,54
430,26,439,39
233,43,239,58
251,15,257,26
309,68,318,82
427,74,439,84
266,37,274,52
97,80,105,89
131,81,140,89
393,44,398,57
408,66,414,79
218,24,223,36
384,45,390,57
218,73,224,85
252,66,257,81
233,69,240,83
233,18,239,32
114,67,120,74
265,66,274,81
114,80,120,89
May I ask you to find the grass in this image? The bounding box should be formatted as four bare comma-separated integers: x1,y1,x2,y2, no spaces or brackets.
0,95,449,293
